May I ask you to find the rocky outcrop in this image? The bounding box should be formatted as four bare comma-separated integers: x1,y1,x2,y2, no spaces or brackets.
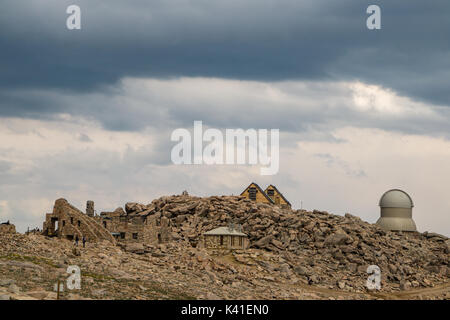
121,195,449,293
0,230,449,300
0,194,447,300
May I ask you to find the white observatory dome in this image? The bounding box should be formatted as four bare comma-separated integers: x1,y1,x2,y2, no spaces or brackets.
379,189,414,208
376,189,417,232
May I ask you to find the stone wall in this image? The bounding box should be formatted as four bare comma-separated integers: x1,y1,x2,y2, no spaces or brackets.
42,198,115,243
98,208,171,245
0,223,15,234
86,200,95,217
204,235,248,250
142,214,171,244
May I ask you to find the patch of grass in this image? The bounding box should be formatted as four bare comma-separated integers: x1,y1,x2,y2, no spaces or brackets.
143,281,196,300
82,271,115,281
158,285,196,300
110,277,196,300
0,253,59,268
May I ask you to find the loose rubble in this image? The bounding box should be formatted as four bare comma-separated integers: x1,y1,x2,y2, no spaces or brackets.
0,195,448,300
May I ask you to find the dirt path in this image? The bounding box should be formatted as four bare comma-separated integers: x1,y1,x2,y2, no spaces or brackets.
286,279,450,300
366,282,450,300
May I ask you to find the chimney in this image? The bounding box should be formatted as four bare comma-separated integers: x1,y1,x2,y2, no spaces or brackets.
86,200,94,217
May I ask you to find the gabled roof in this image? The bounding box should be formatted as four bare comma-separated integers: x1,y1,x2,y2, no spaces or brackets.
265,184,291,206
203,226,247,237
240,182,275,204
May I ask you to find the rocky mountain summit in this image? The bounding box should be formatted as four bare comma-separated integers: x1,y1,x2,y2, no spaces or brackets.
1,194,449,300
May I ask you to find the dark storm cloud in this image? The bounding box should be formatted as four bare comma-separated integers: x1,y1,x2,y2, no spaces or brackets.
0,0,449,121
1,77,448,139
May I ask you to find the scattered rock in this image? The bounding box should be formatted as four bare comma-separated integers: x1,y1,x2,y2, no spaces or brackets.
324,233,351,246
8,284,20,294
125,243,144,254
0,279,15,286
0,194,448,300
293,266,311,276
27,291,50,300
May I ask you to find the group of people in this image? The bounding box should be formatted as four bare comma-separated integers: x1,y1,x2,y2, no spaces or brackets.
26,227,41,234
74,235,87,248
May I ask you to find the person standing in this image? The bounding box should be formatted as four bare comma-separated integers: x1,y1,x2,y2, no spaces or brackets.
82,236,86,248
75,235,79,247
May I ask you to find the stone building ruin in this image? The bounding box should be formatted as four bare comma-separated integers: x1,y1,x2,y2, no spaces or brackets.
98,205,171,244
86,200,95,217
41,198,172,246
0,221,16,234
42,199,115,243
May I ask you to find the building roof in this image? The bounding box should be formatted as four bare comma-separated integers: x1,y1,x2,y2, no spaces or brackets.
379,189,414,208
203,226,247,237
265,184,291,206
240,182,275,204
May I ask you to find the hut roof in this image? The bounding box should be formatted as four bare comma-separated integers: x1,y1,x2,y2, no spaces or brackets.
240,182,275,204
203,226,247,237
266,184,291,206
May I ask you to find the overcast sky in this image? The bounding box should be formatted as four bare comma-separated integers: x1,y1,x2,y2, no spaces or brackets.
0,1,449,235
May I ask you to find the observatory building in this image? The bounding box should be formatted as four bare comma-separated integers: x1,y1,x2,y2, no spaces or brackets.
376,189,417,232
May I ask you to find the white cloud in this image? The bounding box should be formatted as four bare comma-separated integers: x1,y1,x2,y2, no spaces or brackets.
350,82,438,117
0,77,449,236
287,127,450,235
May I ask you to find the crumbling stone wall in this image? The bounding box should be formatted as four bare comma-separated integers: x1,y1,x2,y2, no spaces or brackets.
42,198,115,244
142,213,171,244
0,223,15,234
98,207,171,244
86,200,95,217
99,210,145,243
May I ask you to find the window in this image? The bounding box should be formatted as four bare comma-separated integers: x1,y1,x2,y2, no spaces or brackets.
220,236,224,245
70,217,74,224
103,221,107,228
158,233,162,244
77,220,81,227
120,232,126,239
62,220,66,227
132,233,138,240
248,187,257,201
267,189,274,196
